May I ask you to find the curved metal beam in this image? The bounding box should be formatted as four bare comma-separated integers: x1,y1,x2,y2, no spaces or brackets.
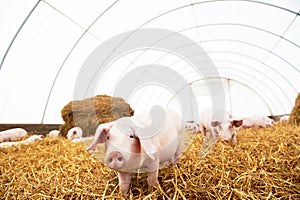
173,50,295,107
40,0,120,123
0,0,42,71
208,67,284,113
148,45,294,111
39,0,299,122
222,77,273,115
121,28,299,97
207,59,294,109
177,66,280,113
167,76,274,120
176,61,288,111
198,39,300,74
126,63,282,116
205,50,298,92
93,36,296,114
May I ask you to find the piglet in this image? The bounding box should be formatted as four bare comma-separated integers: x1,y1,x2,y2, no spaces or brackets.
280,115,289,123
0,128,27,143
0,141,19,148
197,110,243,145
87,106,185,196
0,134,44,148
22,135,45,143
67,127,83,140
242,115,274,128
48,130,60,138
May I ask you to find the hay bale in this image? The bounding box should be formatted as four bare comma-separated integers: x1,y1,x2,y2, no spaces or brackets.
59,95,134,137
289,93,300,125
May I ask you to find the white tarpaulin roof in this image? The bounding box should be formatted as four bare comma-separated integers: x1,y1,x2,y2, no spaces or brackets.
0,0,299,123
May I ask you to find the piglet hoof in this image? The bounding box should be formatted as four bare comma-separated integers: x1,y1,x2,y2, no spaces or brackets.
119,184,130,198
120,192,130,200
147,183,158,194
170,161,180,168
147,173,159,194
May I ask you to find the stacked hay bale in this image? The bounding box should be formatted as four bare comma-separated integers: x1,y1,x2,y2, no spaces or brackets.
59,95,134,137
289,93,300,125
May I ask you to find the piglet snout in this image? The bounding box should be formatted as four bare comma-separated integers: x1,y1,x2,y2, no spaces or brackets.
106,151,125,170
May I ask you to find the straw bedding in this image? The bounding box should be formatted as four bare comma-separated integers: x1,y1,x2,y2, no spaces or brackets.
59,95,134,137
1,123,299,199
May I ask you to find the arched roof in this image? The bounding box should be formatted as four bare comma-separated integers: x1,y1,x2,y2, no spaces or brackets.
0,0,299,123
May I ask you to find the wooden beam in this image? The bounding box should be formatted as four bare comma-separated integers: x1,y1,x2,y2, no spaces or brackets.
0,124,62,135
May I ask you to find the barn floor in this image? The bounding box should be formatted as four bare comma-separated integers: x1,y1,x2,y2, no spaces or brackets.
0,123,299,199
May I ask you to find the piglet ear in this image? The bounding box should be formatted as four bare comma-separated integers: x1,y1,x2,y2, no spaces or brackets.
198,124,207,136
132,126,157,160
96,127,110,143
87,123,114,151
77,127,83,137
138,138,157,160
231,119,243,127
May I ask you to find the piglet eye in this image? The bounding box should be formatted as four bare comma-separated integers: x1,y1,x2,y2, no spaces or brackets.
129,135,134,138
107,136,110,140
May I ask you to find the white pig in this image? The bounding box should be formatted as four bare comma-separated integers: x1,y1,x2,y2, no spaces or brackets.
48,130,60,138
0,128,27,143
67,127,83,140
22,134,45,143
0,141,19,148
197,110,243,145
87,106,184,195
280,115,290,123
241,115,274,128
0,134,45,148
185,121,199,133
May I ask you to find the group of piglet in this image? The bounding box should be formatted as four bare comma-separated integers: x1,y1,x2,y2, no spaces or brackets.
0,128,45,148
188,112,276,146
83,108,257,195
0,107,286,197
0,127,85,148
85,107,284,196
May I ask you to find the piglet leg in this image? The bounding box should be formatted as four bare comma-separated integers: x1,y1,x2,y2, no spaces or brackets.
118,172,132,195
147,170,159,193
147,160,159,193
173,132,184,165
148,170,158,185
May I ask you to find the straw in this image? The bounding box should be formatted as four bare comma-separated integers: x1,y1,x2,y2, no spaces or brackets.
0,122,299,199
